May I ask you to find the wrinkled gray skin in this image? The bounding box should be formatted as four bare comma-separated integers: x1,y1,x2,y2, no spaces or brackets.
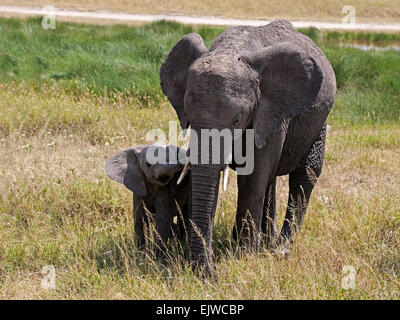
160,19,336,275
105,145,191,255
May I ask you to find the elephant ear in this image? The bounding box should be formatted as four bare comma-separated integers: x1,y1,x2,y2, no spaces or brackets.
160,33,208,130
241,42,323,148
105,146,147,197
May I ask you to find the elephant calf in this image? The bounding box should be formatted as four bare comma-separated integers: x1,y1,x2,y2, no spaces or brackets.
105,144,191,254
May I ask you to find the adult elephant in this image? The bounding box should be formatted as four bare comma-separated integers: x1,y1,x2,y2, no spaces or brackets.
160,19,336,275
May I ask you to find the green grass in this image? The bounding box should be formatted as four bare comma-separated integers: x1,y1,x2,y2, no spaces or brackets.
0,18,399,125
0,17,222,106
0,17,399,299
325,45,400,124
299,27,400,45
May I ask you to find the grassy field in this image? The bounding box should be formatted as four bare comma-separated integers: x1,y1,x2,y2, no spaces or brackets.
1,18,399,123
0,18,399,299
3,0,400,23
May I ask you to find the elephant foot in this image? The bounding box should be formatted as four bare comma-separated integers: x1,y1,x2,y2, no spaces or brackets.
272,236,292,259
260,231,280,251
190,252,215,279
190,261,215,279
273,245,292,259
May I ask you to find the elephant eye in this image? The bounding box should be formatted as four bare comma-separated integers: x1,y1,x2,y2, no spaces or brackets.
232,112,243,126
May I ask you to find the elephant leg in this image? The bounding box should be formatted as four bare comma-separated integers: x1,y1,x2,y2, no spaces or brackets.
261,177,279,249
133,196,149,250
280,125,327,248
154,207,174,258
176,202,190,242
233,134,284,249
234,176,265,248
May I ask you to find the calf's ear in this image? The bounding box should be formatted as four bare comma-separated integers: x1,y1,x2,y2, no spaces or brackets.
105,146,147,197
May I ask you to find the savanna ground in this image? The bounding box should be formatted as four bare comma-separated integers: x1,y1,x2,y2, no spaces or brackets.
0,17,399,299
2,0,400,23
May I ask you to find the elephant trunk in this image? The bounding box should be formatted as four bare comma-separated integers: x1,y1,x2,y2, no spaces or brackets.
187,124,229,275
189,163,220,275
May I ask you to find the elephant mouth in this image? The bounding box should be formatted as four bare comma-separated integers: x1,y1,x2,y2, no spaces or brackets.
156,174,172,185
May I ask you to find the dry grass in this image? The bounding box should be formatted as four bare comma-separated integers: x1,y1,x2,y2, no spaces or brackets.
0,83,399,299
2,0,400,23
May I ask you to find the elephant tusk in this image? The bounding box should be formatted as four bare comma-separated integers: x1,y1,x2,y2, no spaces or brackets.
183,124,191,138
222,165,229,192
177,162,190,185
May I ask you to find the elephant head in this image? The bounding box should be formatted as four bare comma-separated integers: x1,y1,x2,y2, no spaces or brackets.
160,31,323,273
105,144,186,197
